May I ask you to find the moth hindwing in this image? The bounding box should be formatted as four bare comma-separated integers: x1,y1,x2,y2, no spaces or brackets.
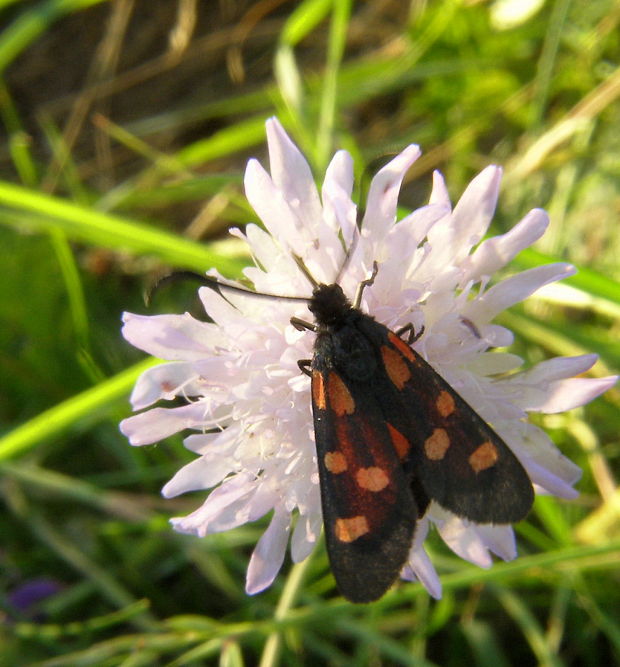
300,279,534,603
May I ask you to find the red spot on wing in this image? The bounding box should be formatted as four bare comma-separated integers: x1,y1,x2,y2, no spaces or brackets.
312,370,326,409
468,441,499,473
424,428,450,460
381,345,411,389
387,423,411,460
436,390,455,417
324,451,348,473
334,516,370,542
327,371,355,415
356,467,390,492
388,331,415,362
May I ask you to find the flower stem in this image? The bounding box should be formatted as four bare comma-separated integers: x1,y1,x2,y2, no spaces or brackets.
258,555,313,667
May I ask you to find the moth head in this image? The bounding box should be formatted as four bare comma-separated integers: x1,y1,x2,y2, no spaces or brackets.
308,284,352,326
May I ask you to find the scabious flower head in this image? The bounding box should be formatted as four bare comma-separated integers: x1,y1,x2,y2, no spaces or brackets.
121,118,616,600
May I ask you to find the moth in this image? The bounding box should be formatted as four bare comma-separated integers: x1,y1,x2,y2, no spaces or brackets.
290,261,533,602
152,258,534,603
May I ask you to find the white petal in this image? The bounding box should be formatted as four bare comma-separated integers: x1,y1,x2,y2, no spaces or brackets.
323,149,354,198
398,203,451,249
501,355,617,413
467,352,524,376
461,208,549,282
435,511,493,568
523,456,580,499
120,403,207,446
246,509,291,595
198,284,256,329
514,424,582,497
483,324,515,348
516,353,597,384
169,508,210,536
322,150,357,248
452,165,501,238
244,159,308,256
404,519,442,599
243,224,283,275
162,453,234,497
245,483,280,523
290,513,321,562
201,474,270,533
534,376,617,413
183,432,220,454
170,473,255,537
265,118,323,231
183,426,240,455
476,524,517,561
361,145,421,241
129,361,200,410
427,166,502,267
464,263,575,323
429,170,451,208
122,312,220,360
407,549,442,600
379,203,450,279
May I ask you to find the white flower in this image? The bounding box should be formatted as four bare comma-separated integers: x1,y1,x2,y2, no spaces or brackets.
120,118,616,600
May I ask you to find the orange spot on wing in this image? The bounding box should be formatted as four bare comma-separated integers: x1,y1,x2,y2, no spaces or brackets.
468,441,499,473
356,466,390,492
388,332,415,361
327,371,355,415
424,428,450,460
381,346,411,389
387,423,411,460
334,515,370,542
312,371,326,409
436,390,455,417
324,451,347,474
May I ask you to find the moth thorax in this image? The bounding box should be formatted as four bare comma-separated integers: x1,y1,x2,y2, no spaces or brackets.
308,284,352,326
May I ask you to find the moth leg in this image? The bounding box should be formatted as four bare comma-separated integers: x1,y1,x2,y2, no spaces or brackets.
396,322,425,344
291,318,316,378
297,359,312,376
352,261,379,309
291,316,317,332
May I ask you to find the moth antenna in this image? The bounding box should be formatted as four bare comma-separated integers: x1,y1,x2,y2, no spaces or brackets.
145,270,308,306
352,261,379,309
144,271,207,306
333,228,359,285
292,254,319,288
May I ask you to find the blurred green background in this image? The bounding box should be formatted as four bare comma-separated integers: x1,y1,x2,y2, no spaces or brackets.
0,0,619,664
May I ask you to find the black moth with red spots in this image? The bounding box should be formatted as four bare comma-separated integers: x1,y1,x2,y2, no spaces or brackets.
293,267,533,603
